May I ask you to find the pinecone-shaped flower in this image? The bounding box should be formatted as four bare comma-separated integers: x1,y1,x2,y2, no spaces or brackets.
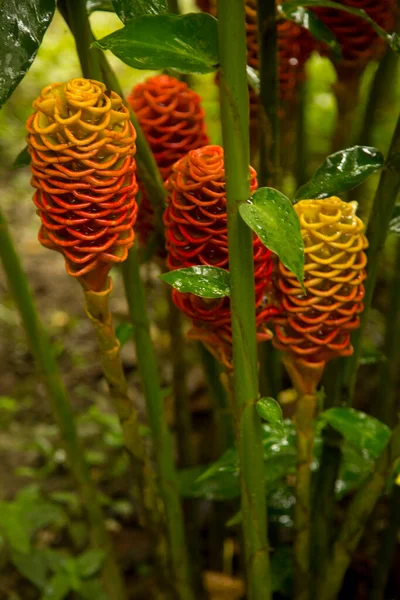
128,75,209,247
27,78,138,291
313,0,397,75
164,145,276,368
273,197,368,379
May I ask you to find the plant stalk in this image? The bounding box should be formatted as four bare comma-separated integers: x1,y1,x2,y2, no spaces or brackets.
293,393,317,600
217,1,271,598
198,343,235,453
344,112,400,403
122,248,195,600
0,210,127,600
318,422,400,600
167,294,195,468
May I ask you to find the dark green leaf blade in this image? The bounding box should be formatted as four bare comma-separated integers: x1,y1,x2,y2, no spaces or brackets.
77,550,105,578
112,0,167,21
282,1,400,54
0,0,56,109
239,187,304,285
321,407,391,460
160,266,230,298
278,4,341,61
294,146,385,201
93,13,219,73
12,146,30,169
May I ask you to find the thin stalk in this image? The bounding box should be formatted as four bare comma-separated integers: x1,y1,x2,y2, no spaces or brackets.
318,422,400,600
295,83,308,188
198,343,235,452
217,1,271,599
122,248,195,600
332,75,361,152
369,485,400,600
60,2,194,596
256,0,282,398
344,113,400,403
167,293,195,468
293,393,317,600
0,210,127,600
311,358,343,590
83,280,169,590
375,237,400,427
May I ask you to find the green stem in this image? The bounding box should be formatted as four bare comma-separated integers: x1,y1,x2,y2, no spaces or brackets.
256,0,282,399
332,75,361,152
318,422,400,600
59,0,102,81
344,112,400,403
0,210,127,600
198,343,235,453
122,248,195,600
293,394,317,600
217,1,271,598
295,83,308,188
376,236,400,427
369,485,400,600
167,294,195,468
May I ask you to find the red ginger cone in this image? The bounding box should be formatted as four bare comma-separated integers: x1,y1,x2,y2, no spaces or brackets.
312,0,397,76
273,197,368,392
128,75,209,247
164,144,276,369
26,78,138,291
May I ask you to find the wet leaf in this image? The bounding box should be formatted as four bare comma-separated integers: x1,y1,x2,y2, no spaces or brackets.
283,1,400,54
0,0,56,109
278,4,341,60
12,146,30,169
239,187,304,286
86,0,114,12
112,0,167,22
389,205,400,234
246,65,260,94
160,266,230,298
321,407,391,461
94,13,219,74
256,397,284,435
295,146,384,201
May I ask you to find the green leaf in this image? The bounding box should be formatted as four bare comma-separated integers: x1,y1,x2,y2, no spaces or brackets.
0,505,31,553
77,550,105,579
239,187,304,286
12,146,31,169
278,4,341,61
0,0,56,110
246,65,260,95
11,549,48,590
42,572,71,600
115,322,133,347
294,146,385,201
256,397,284,434
112,0,167,22
389,205,400,235
93,13,219,74
321,407,391,461
159,266,230,298
87,0,114,12
80,578,108,600
283,1,400,55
